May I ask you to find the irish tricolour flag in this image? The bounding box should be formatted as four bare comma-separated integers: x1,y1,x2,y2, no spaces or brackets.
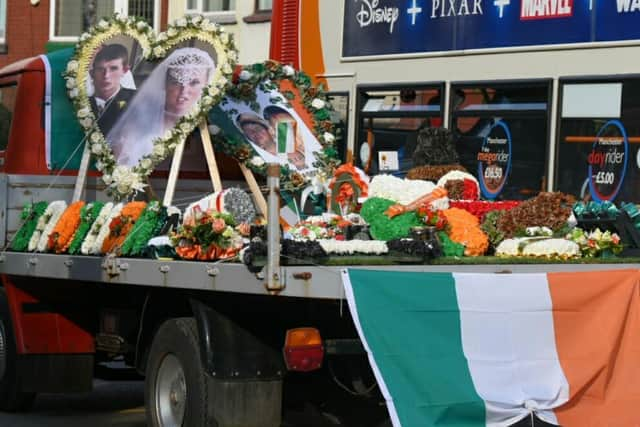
342,269,640,427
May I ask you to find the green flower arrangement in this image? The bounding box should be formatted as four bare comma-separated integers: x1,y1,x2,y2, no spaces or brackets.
67,201,105,255
209,59,341,192
360,197,421,241
120,201,168,257
11,201,49,252
63,14,238,200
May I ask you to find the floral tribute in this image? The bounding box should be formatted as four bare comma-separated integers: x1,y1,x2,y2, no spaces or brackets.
11,201,49,252
495,238,581,258
441,207,489,256
64,14,237,199
68,202,105,254
495,192,575,239
82,202,117,255
436,171,480,200
566,227,623,258
170,209,244,260
449,200,520,222
120,201,168,257
209,59,341,192
48,201,85,253
29,201,68,252
101,201,147,254
327,164,369,215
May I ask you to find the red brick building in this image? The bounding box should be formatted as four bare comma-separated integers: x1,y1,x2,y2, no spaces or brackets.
0,0,169,68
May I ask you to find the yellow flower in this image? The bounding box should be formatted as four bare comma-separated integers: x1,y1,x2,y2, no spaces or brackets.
118,100,127,109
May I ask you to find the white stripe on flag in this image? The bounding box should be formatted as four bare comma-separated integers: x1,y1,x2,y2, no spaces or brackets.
453,273,569,427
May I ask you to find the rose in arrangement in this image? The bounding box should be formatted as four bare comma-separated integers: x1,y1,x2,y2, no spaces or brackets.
566,227,623,258
171,209,243,260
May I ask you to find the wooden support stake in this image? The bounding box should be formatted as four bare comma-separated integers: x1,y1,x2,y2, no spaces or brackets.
162,139,185,207
72,144,91,202
239,163,267,217
199,121,222,193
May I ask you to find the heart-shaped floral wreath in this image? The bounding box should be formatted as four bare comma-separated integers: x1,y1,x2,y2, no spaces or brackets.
209,60,341,194
64,14,237,199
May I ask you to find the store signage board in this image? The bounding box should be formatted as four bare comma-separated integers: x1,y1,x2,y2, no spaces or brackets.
342,0,640,58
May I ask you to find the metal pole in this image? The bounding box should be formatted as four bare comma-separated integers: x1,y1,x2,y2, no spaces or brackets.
265,164,283,293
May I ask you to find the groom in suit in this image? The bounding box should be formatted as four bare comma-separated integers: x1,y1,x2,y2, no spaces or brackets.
89,43,136,135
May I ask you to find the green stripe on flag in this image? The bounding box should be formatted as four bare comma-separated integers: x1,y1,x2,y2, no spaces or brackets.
346,269,486,426
277,121,289,154
46,48,88,170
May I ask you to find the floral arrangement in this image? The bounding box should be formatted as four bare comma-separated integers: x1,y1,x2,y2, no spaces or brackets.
287,216,351,241
48,201,85,253
415,205,448,230
495,192,575,239
368,175,437,205
449,200,520,222
11,201,48,252
317,239,388,255
406,164,467,181
441,207,489,256
496,238,581,258
436,171,480,200
63,14,237,199
101,201,147,254
185,188,256,225
327,164,369,215
438,231,466,257
120,201,168,257
81,202,116,255
171,209,243,260
360,197,422,241
86,203,123,255
210,59,341,192
68,202,105,254
28,201,67,252
566,227,623,258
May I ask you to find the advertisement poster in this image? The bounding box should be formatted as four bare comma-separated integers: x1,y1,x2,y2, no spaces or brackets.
343,0,640,57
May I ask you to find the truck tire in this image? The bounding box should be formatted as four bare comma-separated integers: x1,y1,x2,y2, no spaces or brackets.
0,289,36,412
145,317,215,427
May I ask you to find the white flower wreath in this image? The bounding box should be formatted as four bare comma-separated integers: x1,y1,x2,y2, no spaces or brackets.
317,239,388,255
32,201,68,252
90,202,124,255
81,202,115,255
63,14,237,200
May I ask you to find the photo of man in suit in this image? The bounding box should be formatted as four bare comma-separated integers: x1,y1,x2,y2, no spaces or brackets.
89,43,136,135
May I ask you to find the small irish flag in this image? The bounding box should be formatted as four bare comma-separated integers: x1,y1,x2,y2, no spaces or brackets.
342,269,640,427
276,120,296,160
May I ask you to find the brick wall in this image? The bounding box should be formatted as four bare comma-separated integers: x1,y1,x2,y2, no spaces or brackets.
0,0,51,68
0,0,169,70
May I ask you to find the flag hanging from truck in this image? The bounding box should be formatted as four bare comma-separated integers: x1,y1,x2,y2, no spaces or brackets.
40,48,86,171
342,269,640,427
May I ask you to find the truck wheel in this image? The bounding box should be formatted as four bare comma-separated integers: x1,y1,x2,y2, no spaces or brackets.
145,317,214,427
0,289,36,412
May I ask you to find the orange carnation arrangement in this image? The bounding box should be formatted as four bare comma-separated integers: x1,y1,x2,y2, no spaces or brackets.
101,201,147,254
48,201,85,254
441,207,489,256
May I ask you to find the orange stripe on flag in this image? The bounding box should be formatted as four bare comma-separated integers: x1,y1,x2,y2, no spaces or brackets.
548,269,640,426
300,0,326,88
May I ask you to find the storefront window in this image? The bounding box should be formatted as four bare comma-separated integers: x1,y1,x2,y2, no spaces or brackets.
451,81,551,200
355,84,443,176
327,92,349,162
556,78,640,203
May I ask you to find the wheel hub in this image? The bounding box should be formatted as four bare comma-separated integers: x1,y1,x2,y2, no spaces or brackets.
0,320,6,381
155,353,186,427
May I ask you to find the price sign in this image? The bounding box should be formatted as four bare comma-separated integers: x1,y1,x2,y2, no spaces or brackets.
477,120,512,199
587,120,628,202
